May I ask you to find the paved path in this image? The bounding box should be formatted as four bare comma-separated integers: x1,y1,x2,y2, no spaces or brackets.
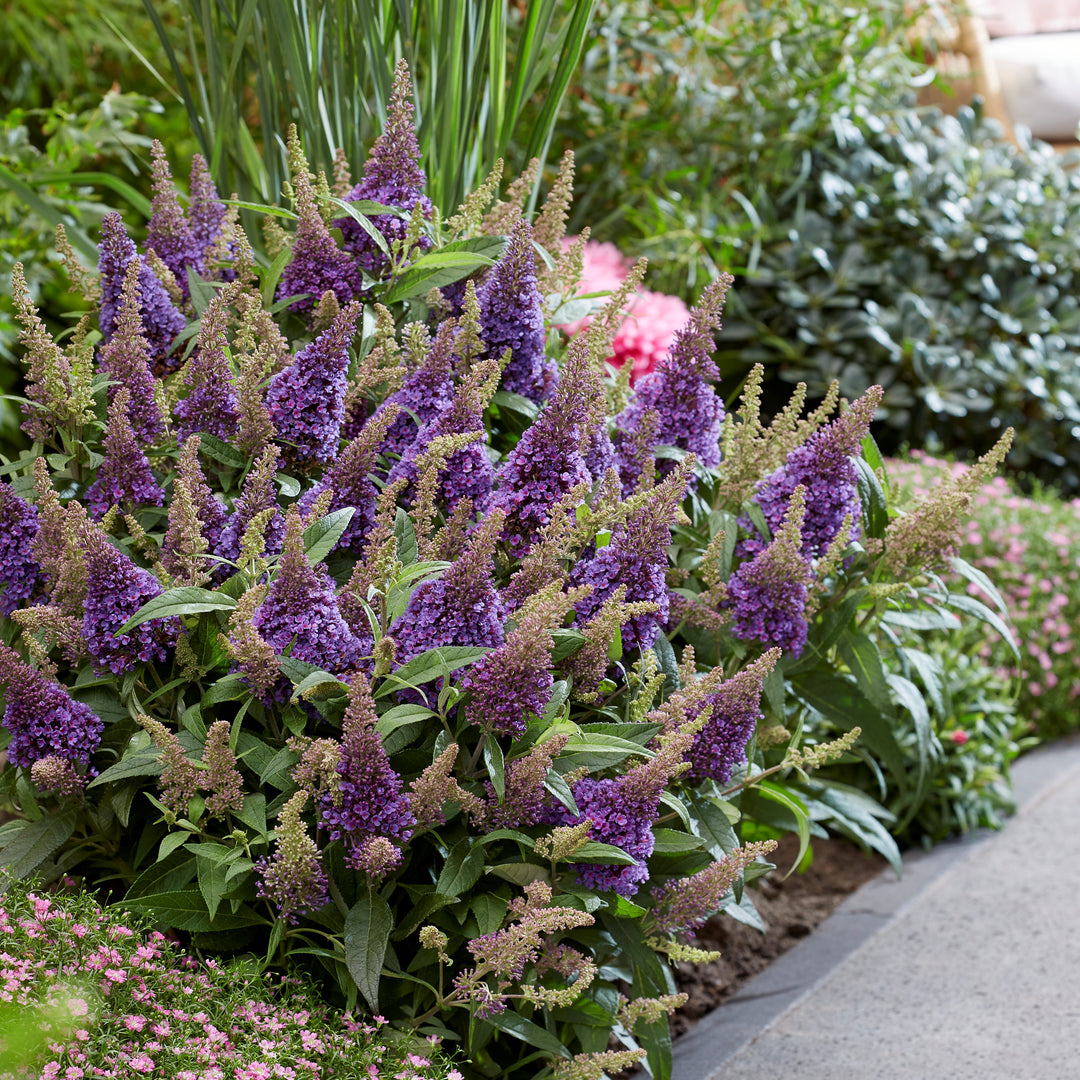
673,736,1080,1080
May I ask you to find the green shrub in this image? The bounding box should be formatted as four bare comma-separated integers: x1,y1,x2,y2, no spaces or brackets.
556,0,1080,491
0,82,1014,1077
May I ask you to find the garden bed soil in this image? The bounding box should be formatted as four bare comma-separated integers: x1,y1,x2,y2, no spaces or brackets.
671,834,886,1035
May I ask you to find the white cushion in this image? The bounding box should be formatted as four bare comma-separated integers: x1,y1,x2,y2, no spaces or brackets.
988,32,1080,140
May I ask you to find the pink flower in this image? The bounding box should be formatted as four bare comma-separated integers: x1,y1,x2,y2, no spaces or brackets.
127,1055,154,1074
67,997,90,1017
104,968,127,983
950,730,969,746
124,1014,146,1032
556,239,689,382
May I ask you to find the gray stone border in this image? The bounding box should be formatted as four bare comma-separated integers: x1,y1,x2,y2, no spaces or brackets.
670,734,1080,1080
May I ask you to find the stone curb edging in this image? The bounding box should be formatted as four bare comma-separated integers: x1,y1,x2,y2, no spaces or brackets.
670,735,1080,1080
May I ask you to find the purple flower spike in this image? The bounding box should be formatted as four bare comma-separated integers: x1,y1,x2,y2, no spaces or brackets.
83,528,178,674
215,445,285,569
739,386,884,560
0,644,103,769
0,482,43,617
571,459,692,653
173,293,241,444
98,212,186,374
319,672,414,872
97,261,167,445
392,509,506,664
266,302,363,466
278,160,364,315
145,141,202,299
491,339,597,555
251,508,368,675
373,318,458,462
477,220,556,404
727,488,813,658
337,59,433,278
188,153,228,259
386,359,496,515
614,274,733,489
685,650,779,784
85,389,164,519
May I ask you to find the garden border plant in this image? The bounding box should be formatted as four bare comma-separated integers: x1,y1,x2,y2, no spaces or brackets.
0,59,1017,1080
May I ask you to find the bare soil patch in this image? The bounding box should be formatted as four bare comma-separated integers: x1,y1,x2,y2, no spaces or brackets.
672,834,886,1035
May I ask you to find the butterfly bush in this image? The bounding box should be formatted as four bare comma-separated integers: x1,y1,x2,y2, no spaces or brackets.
3,76,1014,1079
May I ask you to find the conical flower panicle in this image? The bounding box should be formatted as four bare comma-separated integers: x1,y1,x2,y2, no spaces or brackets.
11,262,76,442
257,789,329,924
739,386,884,560
0,644,103,770
215,445,285,569
392,508,507,663
296,404,401,553
337,59,433,277
684,649,780,784
250,508,368,676
477,220,556,404
614,274,733,485
145,141,202,300
85,389,164,519
82,527,178,674
319,672,415,874
173,292,241,443
386,356,498,516
549,724,697,897
277,133,364,315
162,437,227,584
0,481,43,617
374,317,458,461
98,212,186,373
491,339,597,555
98,260,167,445
187,153,228,261
265,301,363,466
461,583,578,737
727,487,813,658
570,458,694,653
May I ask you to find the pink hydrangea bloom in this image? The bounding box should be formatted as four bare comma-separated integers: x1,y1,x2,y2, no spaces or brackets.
556,239,690,383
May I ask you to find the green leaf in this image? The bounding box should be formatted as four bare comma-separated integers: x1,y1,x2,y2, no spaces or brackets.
119,890,259,931
650,829,706,854
0,811,76,878
543,769,579,816
87,746,163,788
944,592,1020,661
126,847,197,898
606,625,623,663
838,630,892,712
561,733,652,770
948,555,1009,615
652,634,680,695
471,894,509,936
302,508,356,566
899,647,947,719
235,793,268,837
484,738,506,802
488,863,550,887
382,251,497,305
194,844,232,920
375,646,491,697
394,509,418,566
567,841,638,865
115,587,236,634
791,671,907,786
289,670,348,702
197,433,248,469
886,673,933,823
757,783,810,879
853,456,889,539
490,390,539,422
436,838,486,897
344,890,393,1011
158,832,191,862
488,1010,570,1057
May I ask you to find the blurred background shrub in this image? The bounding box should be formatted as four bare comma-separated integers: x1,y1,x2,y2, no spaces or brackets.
551,0,1080,493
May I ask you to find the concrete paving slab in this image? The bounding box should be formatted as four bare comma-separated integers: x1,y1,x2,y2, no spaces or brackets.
672,736,1080,1080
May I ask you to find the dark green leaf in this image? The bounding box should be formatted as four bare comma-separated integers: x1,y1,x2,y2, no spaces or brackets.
487,1009,570,1057
302,508,355,566
436,838,486,897
344,890,393,1011
115,587,235,634
0,811,76,879
375,646,491,698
